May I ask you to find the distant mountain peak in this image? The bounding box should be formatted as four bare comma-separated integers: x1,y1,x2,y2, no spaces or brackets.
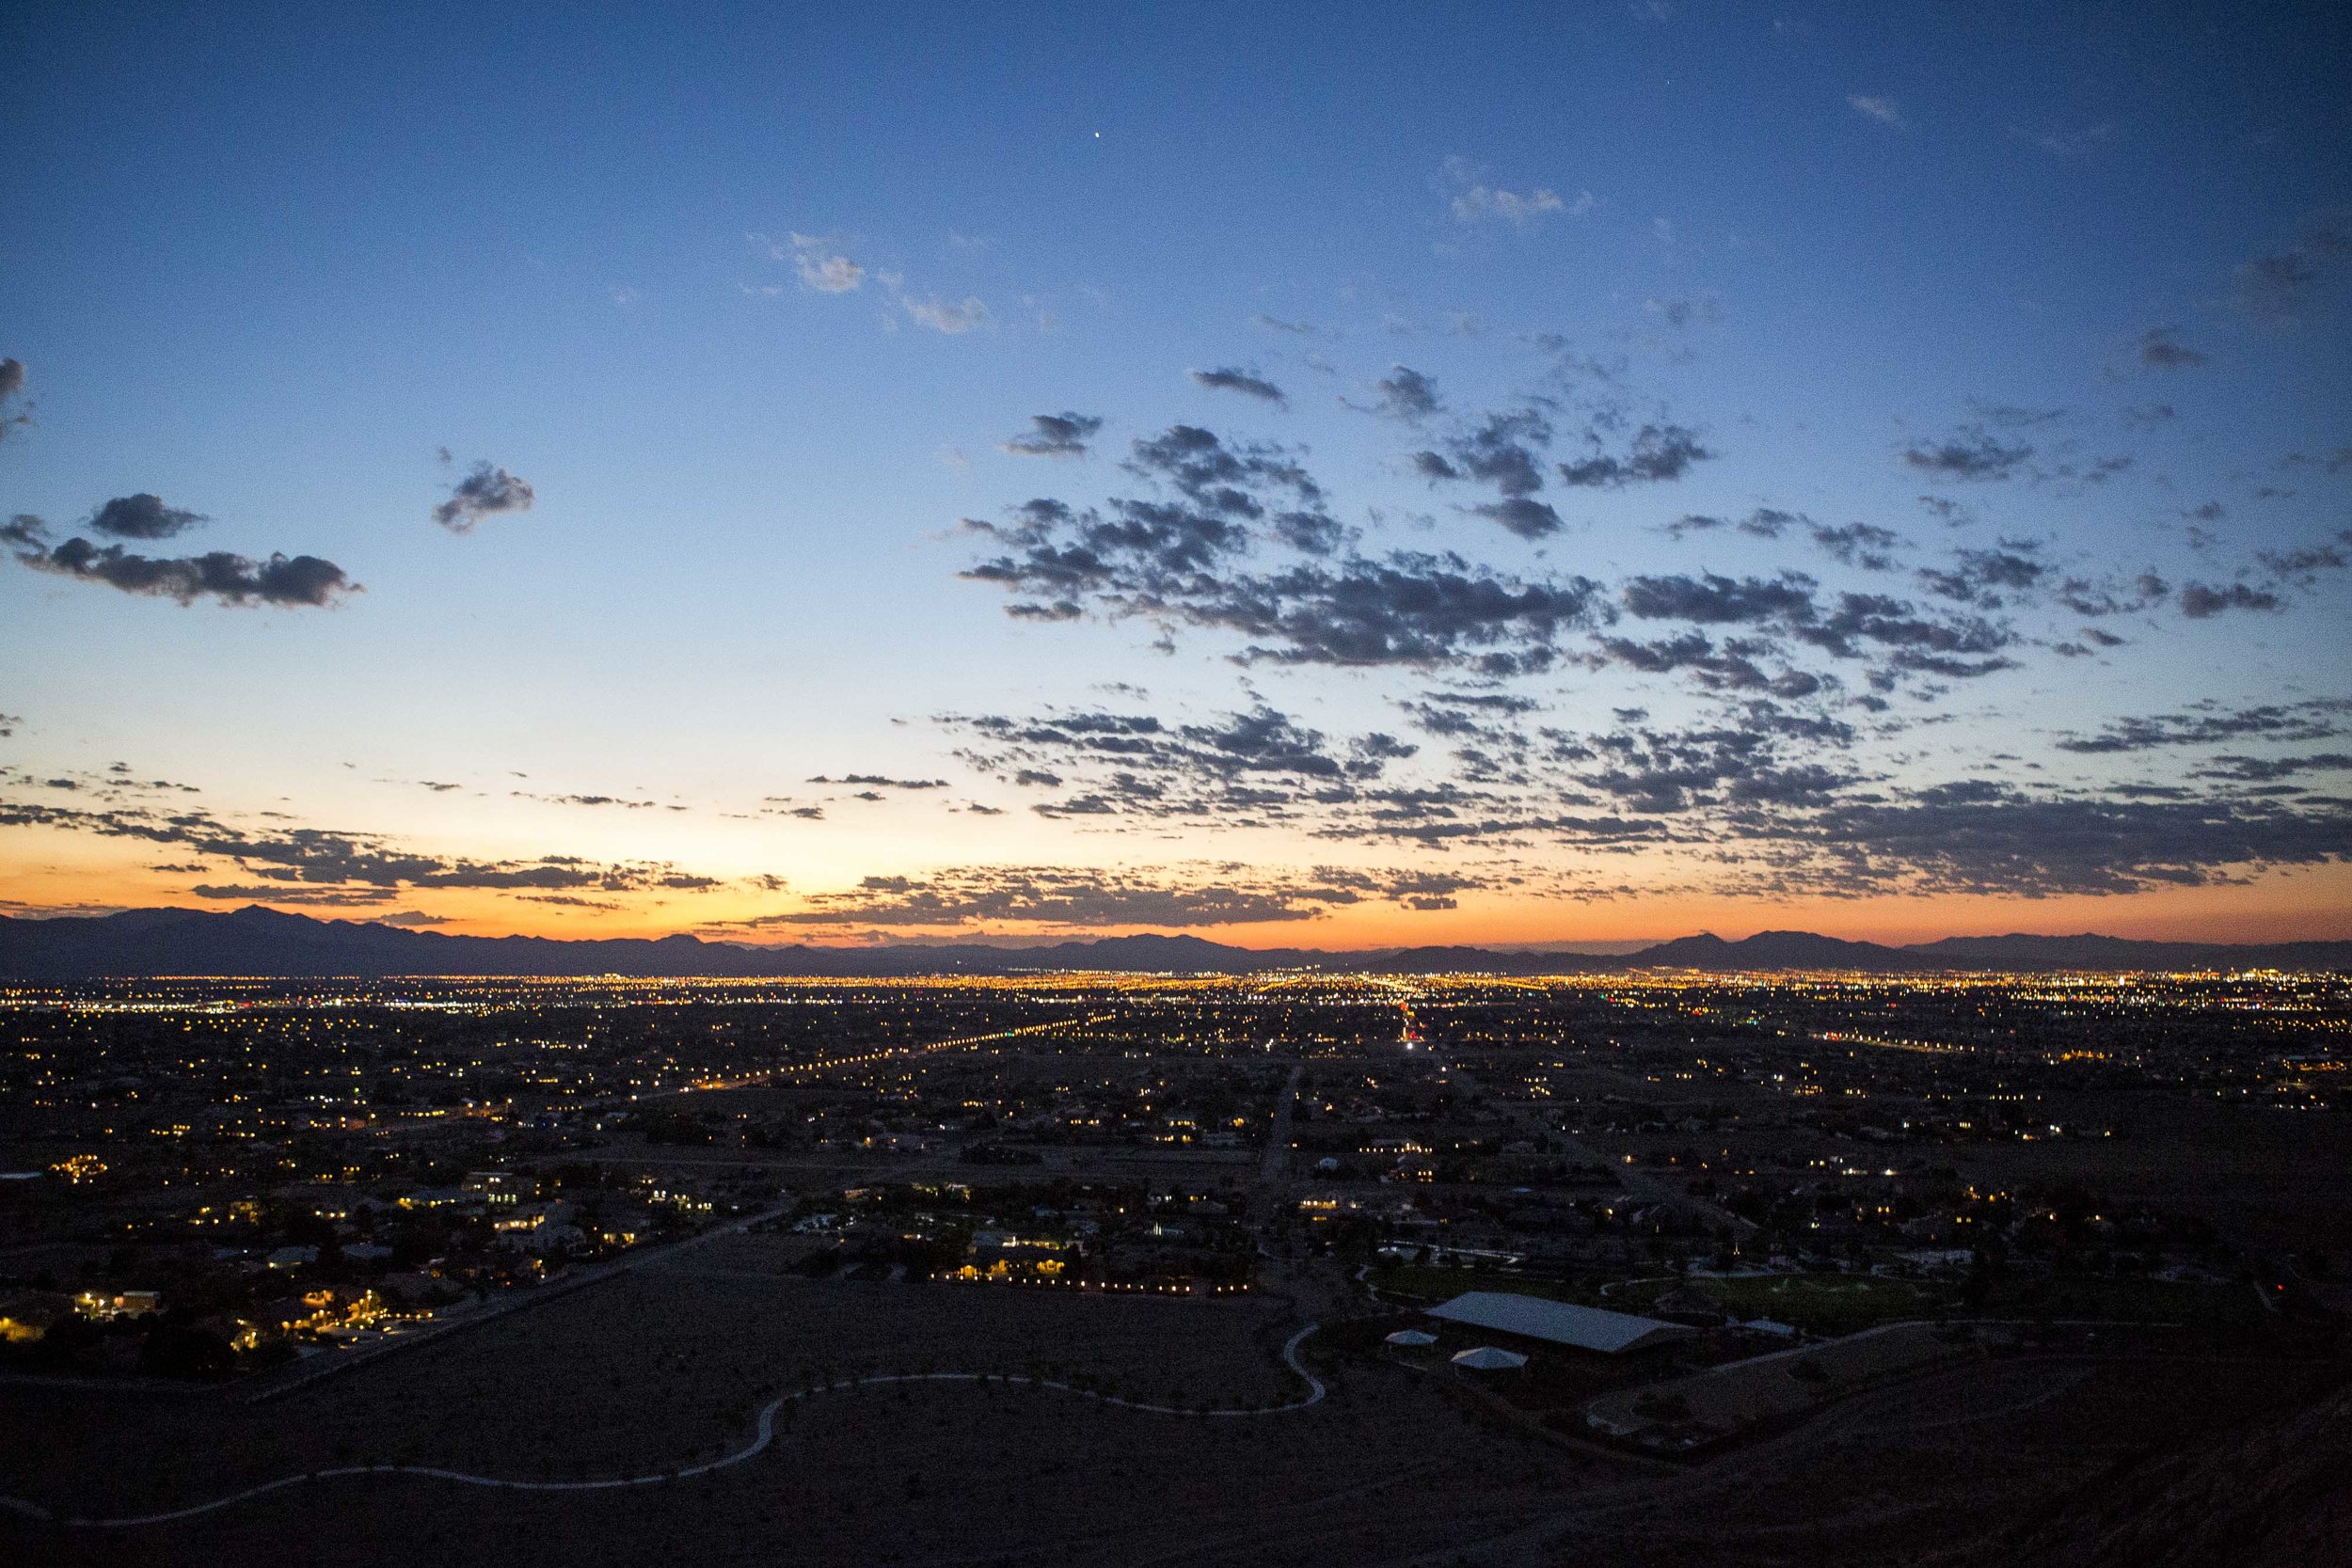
0,905,2343,979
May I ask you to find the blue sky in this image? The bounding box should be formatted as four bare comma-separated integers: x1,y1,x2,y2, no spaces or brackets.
3,2,2348,945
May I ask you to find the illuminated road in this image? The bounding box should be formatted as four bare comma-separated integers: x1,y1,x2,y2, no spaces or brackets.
661,1011,1120,1098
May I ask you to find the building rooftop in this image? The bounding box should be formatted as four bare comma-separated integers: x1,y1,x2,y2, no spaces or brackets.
1426,1291,1698,1354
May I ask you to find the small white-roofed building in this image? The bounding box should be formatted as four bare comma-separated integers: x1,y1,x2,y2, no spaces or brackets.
1426,1291,1697,1354
1385,1328,1438,1347
1449,1345,1528,1370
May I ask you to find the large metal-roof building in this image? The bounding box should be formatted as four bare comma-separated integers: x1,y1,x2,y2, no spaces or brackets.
1425,1291,1697,1354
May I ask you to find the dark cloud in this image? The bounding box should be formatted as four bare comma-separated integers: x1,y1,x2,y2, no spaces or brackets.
15,533,356,608
2192,752,2352,784
433,462,536,531
807,774,950,789
949,705,1406,801
1644,293,1721,329
1623,572,1817,625
1661,508,1801,541
2055,700,2348,754
0,797,722,894
1189,368,1285,404
1556,423,1711,487
2257,539,2352,583
1122,423,1324,510
1972,402,2067,430
1473,498,1565,539
1901,427,2034,481
2178,581,2282,618
1551,713,1859,816
87,493,208,540
2279,447,2352,475
1199,556,1603,671
1807,522,1903,569
189,883,399,906
1418,410,1551,498
1407,407,1589,535
963,425,1595,672
1360,366,1442,421
2233,214,2350,325
2137,326,2207,370
1755,784,2349,897
515,791,680,810
1917,544,2046,606
1589,632,1827,698
2055,572,2168,618
741,862,1485,930
1000,412,1104,458
0,358,27,441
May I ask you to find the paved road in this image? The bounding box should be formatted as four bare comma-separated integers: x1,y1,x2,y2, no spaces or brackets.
1260,1063,1305,1187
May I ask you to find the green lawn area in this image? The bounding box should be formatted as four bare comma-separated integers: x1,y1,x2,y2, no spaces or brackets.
1366,1263,1597,1307
1980,1274,2264,1330
1689,1274,1942,1332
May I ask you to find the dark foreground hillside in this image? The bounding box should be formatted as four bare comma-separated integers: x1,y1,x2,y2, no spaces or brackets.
1973,1371,2352,1568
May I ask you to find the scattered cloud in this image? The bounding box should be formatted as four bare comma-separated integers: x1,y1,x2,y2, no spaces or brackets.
1901,426,2034,482
2055,700,2348,754
2137,326,2207,370
10,520,356,609
1000,412,1104,458
1848,95,1903,128
1189,367,1286,404
1358,365,1443,422
0,358,34,441
1644,293,1722,329
1441,156,1588,226
2178,580,2282,618
2022,122,2113,158
1556,423,1711,487
2233,212,2350,325
83,494,208,540
0,797,723,894
772,231,865,293
744,861,1486,931
807,774,950,789
903,293,991,334
433,462,536,531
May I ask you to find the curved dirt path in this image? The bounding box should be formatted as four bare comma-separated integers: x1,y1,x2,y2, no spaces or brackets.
0,1323,1325,1530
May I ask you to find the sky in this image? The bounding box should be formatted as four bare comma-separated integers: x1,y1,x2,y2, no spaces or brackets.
3,1,2349,950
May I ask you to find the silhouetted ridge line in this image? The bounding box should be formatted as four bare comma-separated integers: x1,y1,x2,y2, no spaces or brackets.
0,907,2345,979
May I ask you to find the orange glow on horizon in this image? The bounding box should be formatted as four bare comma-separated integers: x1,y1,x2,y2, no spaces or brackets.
8,829,2347,952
